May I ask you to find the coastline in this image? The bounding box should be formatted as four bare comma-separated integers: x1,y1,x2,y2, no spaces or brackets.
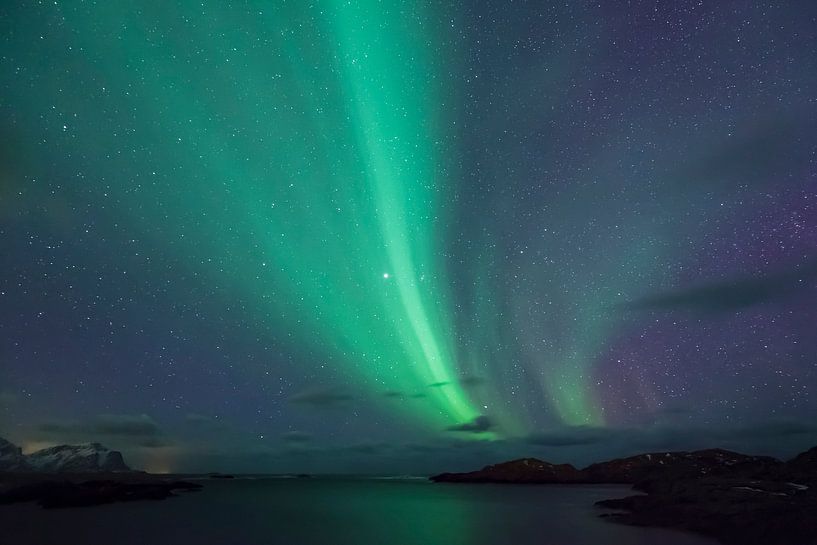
429,447,817,545
0,471,202,509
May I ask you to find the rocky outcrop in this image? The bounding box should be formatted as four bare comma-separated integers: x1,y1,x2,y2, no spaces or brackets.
432,446,817,544
596,476,816,545
784,446,817,485
0,437,30,471
0,477,201,508
585,448,783,488
430,458,584,483
430,448,782,485
595,447,817,545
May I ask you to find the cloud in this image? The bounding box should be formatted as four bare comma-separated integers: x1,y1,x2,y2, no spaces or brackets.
103,418,817,475
132,436,173,448
347,441,388,454
624,259,817,314
34,413,171,449
525,426,610,446
282,431,312,443
585,419,817,457
459,376,485,388
733,419,817,439
446,415,493,433
288,386,354,408
683,118,813,191
428,382,450,388
184,413,229,430
185,413,215,425
38,413,161,438
92,414,161,436
382,390,427,400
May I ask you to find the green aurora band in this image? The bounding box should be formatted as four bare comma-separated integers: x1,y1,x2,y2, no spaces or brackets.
2,1,608,433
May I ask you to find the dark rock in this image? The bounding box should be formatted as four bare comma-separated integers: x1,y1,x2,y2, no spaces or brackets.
0,437,30,472
430,458,584,483
596,477,817,545
0,477,202,509
594,446,817,545
430,449,781,486
432,445,817,544
784,446,817,485
584,448,782,487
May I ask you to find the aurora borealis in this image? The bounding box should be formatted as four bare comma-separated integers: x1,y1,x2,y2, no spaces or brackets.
1,1,816,473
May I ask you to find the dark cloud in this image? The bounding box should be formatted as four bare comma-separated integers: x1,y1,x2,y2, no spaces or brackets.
683,118,814,190
186,413,219,426
405,442,439,453
184,413,230,434
38,413,161,438
93,414,161,436
588,420,817,457
347,441,388,454
428,382,450,388
118,419,817,475
288,387,354,408
282,431,312,443
459,376,485,388
446,415,493,433
736,420,817,439
382,390,428,400
31,414,174,452
134,436,173,448
525,426,610,447
625,259,817,314
185,413,213,424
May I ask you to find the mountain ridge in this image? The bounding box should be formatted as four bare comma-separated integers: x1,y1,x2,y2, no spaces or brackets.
0,436,130,473
430,446,802,484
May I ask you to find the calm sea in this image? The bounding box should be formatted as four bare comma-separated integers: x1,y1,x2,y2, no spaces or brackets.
0,478,716,545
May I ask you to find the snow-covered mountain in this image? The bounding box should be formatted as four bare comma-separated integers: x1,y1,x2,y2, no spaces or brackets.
26,442,130,472
0,437,130,473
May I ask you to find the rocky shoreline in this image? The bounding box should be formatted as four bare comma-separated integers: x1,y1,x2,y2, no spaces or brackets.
0,436,201,508
0,472,202,508
596,477,815,545
431,446,817,545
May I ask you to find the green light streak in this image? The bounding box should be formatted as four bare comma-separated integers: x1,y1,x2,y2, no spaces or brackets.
327,0,475,421
12,1,481,429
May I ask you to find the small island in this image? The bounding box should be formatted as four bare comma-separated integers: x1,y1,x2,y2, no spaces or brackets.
431,446,817,545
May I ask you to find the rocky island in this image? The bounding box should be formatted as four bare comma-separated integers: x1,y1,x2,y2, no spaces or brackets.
431,446,817,545
0,436,201,508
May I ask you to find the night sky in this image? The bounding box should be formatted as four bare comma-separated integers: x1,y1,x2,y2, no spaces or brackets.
1,1,816,474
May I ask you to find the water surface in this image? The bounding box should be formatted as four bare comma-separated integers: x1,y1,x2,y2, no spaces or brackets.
0,478,717,545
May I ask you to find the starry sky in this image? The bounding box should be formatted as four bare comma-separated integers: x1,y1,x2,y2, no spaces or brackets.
1,0,816,474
